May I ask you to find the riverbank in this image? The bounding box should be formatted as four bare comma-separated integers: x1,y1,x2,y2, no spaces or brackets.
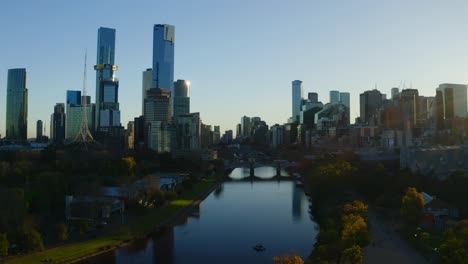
4,179,219,264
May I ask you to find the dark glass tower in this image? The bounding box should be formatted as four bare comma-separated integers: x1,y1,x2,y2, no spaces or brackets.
94,27,120,134
152,24,175,91
6,68,28,140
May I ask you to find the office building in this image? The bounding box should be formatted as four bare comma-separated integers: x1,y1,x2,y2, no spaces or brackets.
50,103,66,144
36,120,43,141
145,88,172,152
66,90,81,105
271,124,285,147
436,84,468,119
236,124,241,139
174,112,201,154
6,68,28,140
173,79,190,117
201,124,213,149
400,89,419,130
134,116,145,149
360,89,383,124
330,90,340,104
391,88,400,100
222,130,233,144
142,68,152,114
125,121,135,149
308,92,318,103
213,126,221,144
66,94,95,141
292,80,303,122
153,24,175,92
241,116,251,137
339,92,351,125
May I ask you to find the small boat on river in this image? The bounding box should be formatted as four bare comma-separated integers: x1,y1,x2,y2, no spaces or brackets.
253,244,266,251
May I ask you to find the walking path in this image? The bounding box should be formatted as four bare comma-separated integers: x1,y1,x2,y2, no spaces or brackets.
363,208,427,264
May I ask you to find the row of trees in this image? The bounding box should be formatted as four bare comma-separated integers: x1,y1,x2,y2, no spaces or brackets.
0,145,217,257
311,200,369,264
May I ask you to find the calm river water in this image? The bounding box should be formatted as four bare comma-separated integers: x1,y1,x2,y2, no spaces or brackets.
86,166,318,264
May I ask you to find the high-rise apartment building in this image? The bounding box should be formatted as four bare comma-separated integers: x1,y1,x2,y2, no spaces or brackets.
6,68,28,140
153,24,175,92
50,103,66,144
94,27,121,139
173,79,190,117
292,80,303,123
145,88,172,152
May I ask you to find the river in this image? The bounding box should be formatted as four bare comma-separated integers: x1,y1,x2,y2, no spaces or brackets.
86,166,318,264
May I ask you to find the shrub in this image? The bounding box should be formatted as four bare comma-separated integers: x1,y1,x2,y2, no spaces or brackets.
164,191,178,201
0,233,8,257
17,227,44,252
55,223,68,241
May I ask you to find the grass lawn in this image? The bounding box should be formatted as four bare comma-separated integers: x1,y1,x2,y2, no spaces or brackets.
4,179,217,264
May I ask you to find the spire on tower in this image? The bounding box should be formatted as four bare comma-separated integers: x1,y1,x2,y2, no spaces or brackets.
74,50,95,145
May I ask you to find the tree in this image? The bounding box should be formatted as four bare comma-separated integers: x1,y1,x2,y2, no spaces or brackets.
0,233,8,257
55,223,68,241
341,214,369,247
400,187,424,226
343,201,368,219
18,226,44,252
272,255,304,264
120,157,136,177
439,221,468,264
342,245,363,264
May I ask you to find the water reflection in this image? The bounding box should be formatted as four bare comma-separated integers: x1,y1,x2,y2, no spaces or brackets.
88,167,317,264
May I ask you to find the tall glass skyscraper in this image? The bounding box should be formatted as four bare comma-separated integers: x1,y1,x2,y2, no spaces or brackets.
152,24,175,92
95,27,120,134
6,68,28,140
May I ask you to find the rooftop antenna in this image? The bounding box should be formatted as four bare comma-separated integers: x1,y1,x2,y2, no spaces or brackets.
74,50,95,145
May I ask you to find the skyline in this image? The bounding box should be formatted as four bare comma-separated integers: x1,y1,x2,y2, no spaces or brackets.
3,1,468,137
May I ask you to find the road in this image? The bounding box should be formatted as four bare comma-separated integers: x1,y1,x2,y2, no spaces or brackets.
363,208,428,264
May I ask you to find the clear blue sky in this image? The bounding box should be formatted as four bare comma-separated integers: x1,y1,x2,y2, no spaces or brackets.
2,0,468,137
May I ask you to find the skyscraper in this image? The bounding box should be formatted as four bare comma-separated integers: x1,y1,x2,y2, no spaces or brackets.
94,27,121,137
145,88,172,152
391,88,400,100
50,103,66,144
241,116,251,137
173,79,190,117
152,24,175,91
308,92,318,103
142,68,152,114
36,120,43,141
339,92,351,125
6,68,28,140
330,90,340,104
292,80,303,122
436,83,468,119
175,112,201,154
360,89,383,124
